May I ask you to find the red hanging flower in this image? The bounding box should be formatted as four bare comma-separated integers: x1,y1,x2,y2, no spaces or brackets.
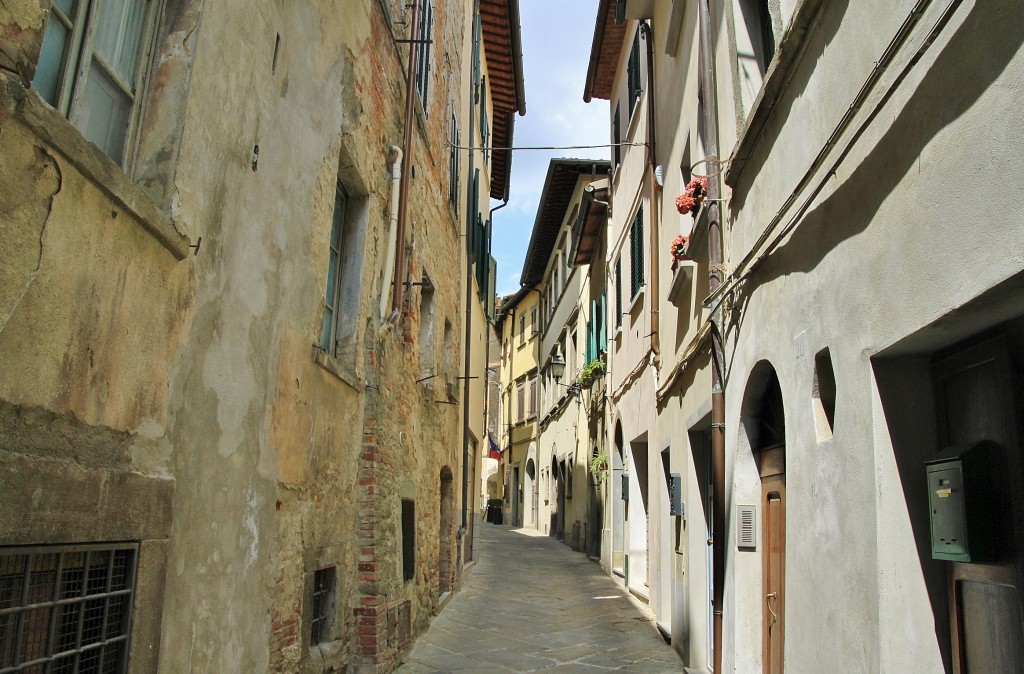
671,234,690,262
675,177,708,215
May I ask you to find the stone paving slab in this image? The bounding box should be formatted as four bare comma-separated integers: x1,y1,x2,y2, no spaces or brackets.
396,523,681,672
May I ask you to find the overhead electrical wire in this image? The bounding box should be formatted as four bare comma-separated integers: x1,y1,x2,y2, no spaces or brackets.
446,141,645,152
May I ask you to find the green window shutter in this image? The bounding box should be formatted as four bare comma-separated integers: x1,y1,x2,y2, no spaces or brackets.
598,292,607,351
615,257,623,328
630,209,644,298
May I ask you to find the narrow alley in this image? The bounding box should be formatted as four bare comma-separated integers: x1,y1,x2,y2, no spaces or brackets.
396,523,680,673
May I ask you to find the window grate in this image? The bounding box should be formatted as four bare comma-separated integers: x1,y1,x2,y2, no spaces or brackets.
0,544,137,674
309,567,335,646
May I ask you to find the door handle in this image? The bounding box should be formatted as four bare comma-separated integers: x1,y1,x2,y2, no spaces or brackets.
765,592,778,624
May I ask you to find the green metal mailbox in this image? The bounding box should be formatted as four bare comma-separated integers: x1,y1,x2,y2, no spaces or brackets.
924,442,998,563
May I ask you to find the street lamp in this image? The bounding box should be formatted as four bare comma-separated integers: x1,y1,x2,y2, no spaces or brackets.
549,353,579,401
550,353,566,381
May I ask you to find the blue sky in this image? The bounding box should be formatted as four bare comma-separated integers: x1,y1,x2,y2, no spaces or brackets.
490,1,609,297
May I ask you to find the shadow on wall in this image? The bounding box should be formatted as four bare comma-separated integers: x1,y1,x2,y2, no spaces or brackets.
734,0,1023,287
872,355,951,673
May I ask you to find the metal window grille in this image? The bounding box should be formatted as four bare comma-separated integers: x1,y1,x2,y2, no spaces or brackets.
414,0,433,107
0,543,138,674
310,567,335,645
448,110,460,209
630,209,644,299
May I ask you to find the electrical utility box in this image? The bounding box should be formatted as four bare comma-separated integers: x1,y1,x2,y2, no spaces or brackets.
620,473,629,501
669,473,684,517
925,442,998,563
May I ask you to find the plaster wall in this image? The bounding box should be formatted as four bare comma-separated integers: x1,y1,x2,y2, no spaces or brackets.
720,0,1024,671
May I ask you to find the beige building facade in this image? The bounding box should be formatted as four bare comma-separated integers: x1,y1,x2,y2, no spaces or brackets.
581,0,1024,672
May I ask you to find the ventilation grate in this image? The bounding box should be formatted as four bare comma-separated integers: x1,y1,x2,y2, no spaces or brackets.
737,504,757,549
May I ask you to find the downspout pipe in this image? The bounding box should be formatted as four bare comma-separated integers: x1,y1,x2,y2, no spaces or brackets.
390,0,421,317
640,20,660,369
481,199,509,492
697,1,726,672
380,145,404,321
460,0,481,539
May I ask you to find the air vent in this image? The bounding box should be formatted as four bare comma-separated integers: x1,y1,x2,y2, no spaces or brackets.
737,504,757,549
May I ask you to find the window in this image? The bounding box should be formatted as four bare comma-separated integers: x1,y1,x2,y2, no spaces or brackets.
0,543,138,673
629,208,644,298
33,0,158,166
414,0,433,107
320,182,350,356
519,315,526,345
517,382,525,422
627,27,642,115
530,307,537,335
310,566,336,645
615,256,623,329
448,108,460,209
401,500,416,582
480,76,490,165
529,378,537,417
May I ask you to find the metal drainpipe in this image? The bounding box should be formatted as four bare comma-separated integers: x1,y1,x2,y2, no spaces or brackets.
460,0,481,541
390,0,421,316
482,200,509,508
697,1,726,671
640,20,660,368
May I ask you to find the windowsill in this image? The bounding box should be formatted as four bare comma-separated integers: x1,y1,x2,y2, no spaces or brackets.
4,77,192,260
629,285,646,313
312,345,360,392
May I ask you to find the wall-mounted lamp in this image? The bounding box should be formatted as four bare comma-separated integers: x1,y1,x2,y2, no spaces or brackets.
549,354,580,400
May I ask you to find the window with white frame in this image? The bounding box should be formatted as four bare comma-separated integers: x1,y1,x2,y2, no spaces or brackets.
33,0,159,167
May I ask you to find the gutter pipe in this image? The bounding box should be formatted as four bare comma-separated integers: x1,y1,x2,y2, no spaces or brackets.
460,0,481,542
380,145,404,320
390,0,421,317
640,20,660,369
697,2,726,672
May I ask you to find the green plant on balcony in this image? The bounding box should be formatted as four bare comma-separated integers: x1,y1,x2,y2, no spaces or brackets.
577,358,605,388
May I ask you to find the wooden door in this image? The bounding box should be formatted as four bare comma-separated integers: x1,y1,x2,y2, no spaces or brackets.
934,335,1024,673
761,445,786,674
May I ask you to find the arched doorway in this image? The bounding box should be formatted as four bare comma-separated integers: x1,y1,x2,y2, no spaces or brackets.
524,457,536,528
612,421,625,575
439,467,455,596
742,364,786,674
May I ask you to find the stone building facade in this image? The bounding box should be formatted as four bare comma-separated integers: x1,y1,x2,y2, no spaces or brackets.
0,0,522,672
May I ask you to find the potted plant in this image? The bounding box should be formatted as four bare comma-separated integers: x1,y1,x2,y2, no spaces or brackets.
577,358,605,388
590,451,609,484
675,176,708,217
670,234,690,269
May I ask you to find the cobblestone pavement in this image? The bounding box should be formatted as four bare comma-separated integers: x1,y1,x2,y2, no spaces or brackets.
396,522,682,673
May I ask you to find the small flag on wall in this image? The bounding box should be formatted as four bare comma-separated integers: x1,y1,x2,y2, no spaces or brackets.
488,434,502,460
